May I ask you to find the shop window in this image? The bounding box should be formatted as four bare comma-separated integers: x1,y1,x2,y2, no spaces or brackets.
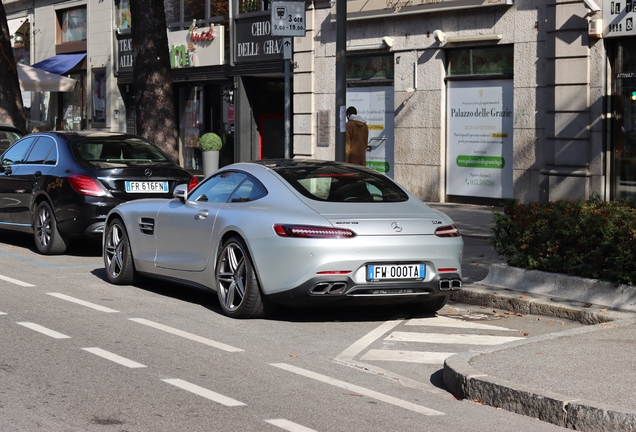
447,46,513,76
57,6,87,53
114,0,131,32
165,0,228,28
239,0,270,14
346,55,394,81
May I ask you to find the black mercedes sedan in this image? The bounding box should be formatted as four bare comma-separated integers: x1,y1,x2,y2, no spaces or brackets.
0,131,199,254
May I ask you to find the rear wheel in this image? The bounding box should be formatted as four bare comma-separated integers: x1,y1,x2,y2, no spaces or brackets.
103,218,136,285
402,295,449,315
33,201,67,255
215,237,271,319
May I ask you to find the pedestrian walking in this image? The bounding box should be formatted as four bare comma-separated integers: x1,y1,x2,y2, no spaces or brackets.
345,106,369,166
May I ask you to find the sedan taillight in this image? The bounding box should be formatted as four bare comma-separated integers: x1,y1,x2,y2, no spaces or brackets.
274,224,356,239
435,225,460,237
188,176,200,191
68,174,107,197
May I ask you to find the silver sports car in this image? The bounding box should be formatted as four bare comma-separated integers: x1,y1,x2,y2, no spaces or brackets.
103,160,463,318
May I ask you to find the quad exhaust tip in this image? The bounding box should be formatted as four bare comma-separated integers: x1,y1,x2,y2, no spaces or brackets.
439,278,462,291
310,282,348,295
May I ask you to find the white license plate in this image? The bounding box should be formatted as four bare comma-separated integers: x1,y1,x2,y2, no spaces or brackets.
366,264,425,281
125,181,169,193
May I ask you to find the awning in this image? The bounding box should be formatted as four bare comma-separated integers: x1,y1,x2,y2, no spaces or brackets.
17,63,78,92
32,53,86,75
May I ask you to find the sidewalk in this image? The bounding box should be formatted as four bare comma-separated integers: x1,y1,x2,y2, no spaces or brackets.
428,202,636,431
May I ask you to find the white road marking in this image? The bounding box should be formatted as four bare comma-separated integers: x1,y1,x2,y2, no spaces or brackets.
265,419,318,432
162,379,246,406
0,311,6,315
82,347,146,368
360,349,454,364
129,318,243,352
335,318,403,361
406,316,516,331
0,274,35,287
386,331,524,345
271,363,444,416
47,293,119,313
17,322,71,339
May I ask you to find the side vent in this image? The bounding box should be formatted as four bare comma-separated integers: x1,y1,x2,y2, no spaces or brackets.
139,218,154,235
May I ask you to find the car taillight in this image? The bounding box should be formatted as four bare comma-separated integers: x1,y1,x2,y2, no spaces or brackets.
68,174,107,197
188,176,200,191
273,224,357,238
435,225,460,237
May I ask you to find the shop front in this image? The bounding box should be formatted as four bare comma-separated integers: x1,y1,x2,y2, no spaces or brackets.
232,13,286,161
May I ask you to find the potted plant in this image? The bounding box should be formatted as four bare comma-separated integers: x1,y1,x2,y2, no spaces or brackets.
198,132,223,177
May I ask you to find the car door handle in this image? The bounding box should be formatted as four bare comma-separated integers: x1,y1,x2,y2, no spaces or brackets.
195,210,209,220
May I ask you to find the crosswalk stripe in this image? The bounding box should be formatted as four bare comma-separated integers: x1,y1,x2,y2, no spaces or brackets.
386,331,524,345
0,274,35,287
360,349,454,364
406,316,516,331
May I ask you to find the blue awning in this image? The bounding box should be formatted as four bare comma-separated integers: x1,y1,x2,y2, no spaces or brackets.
32,53,86,75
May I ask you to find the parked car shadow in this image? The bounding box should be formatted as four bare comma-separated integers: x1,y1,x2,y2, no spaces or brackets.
0,228,102,258
91,267,435,323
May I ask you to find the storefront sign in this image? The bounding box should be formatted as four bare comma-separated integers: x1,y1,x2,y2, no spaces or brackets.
235,16,284,64
603,0,636,37
346,87,395,177
446,80,513,199
331,0,512,21
168,25,224,68
116,34,133,74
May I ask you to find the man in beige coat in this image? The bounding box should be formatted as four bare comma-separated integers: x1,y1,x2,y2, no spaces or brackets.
345,106,369,166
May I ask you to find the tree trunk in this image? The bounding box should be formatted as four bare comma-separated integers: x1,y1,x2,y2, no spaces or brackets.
130,0,179,162
0,2,27,135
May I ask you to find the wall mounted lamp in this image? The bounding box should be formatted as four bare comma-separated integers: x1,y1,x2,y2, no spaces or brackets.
347,36,394,52
433,30,503,45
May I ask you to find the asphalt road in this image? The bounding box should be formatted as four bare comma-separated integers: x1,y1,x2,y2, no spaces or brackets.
0,230,577,431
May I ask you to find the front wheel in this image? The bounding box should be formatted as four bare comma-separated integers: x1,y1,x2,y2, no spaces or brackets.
33,201,67,255
103,218,136,285
215,237,272,319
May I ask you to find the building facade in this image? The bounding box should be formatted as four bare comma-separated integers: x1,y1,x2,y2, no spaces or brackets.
4,0,636,204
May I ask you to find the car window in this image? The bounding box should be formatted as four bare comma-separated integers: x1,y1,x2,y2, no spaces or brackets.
228,177,267,202
275,165,409,203
71,138,170,163
189,171,247,203
1,137,36,166
25,137,56,165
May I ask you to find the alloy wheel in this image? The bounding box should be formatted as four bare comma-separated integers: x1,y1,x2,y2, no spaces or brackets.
217,243,247,312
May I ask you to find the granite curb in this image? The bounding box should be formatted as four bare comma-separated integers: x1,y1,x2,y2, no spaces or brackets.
443,319,636,431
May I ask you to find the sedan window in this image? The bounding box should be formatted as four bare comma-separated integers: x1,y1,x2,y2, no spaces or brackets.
1,137,36,166
189,171,247,203
25,137,56,165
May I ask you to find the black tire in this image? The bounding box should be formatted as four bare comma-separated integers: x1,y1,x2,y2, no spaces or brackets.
402,295,449,315
33,201,67,255
103,218,136,285
215,237,272,319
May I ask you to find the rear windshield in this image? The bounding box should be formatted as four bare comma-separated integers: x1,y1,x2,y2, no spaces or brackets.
0,130,21,153
70,138,170,164
274,165,408,203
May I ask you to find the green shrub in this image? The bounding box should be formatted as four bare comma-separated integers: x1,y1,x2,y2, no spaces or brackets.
490,199,636,286
198,132,223,152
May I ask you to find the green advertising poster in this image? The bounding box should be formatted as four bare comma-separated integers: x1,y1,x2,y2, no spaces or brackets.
446,80,513,198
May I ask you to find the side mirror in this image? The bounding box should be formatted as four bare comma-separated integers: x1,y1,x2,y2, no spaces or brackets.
174,183,188,202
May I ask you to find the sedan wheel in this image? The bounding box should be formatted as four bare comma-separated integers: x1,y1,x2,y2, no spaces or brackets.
34,201,67,255
216,237,271,319
104,218,136,285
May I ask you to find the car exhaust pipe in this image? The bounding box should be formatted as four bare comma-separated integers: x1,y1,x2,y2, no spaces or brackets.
451,279,462,290
310,282,348,295
439,278,462,291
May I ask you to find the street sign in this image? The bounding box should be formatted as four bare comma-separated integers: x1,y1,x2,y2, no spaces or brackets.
271,1,306,37
282,37,292,59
